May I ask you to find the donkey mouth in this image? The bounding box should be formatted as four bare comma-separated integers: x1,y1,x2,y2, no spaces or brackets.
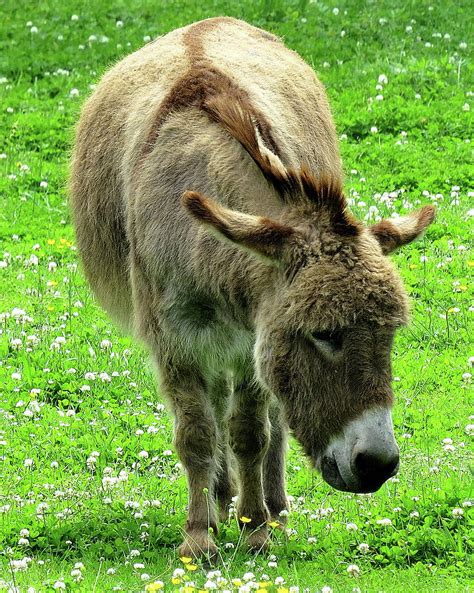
321,454,393,494
321,455,350,491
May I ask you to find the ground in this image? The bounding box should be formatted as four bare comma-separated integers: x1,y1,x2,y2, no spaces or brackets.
0,0,472,591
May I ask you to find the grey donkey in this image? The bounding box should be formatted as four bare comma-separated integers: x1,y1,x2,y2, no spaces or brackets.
70,17,436,557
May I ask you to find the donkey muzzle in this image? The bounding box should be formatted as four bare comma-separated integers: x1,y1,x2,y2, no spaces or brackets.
321,407,399,493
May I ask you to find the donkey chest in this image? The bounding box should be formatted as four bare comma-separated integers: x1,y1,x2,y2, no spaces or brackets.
165,292,254,374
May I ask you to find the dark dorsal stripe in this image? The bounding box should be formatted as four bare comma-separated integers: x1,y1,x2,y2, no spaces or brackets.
141,65,281,162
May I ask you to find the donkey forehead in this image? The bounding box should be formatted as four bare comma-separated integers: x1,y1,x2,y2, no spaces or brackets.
286,253,410,330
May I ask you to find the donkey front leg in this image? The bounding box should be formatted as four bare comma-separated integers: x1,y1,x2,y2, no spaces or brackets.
161,370,219,559
264,401,290,525
229,379,271,551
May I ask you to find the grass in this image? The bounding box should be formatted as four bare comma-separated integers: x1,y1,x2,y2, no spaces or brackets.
0,0,473,591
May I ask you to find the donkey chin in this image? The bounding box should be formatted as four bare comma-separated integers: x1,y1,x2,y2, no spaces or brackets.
315,407,400,494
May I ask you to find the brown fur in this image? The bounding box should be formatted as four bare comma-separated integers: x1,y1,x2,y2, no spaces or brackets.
70,17,435,558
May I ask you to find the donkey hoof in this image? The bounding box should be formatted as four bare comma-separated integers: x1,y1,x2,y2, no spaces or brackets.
179,531,218,562
247,528,270,553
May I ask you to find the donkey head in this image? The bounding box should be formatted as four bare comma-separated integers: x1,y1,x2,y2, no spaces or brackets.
183,96,436,493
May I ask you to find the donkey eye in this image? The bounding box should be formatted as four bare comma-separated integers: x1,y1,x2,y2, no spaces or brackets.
310,330,343,351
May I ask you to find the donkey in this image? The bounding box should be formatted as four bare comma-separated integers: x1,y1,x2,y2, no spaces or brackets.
70,17,435,558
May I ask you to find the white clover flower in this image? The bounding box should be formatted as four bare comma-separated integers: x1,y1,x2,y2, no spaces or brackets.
370,126,378,134
100,339,112,349
459,42,467,49
452,507,464,518
11,338,22,349
378,74,388,85
347,564,360,576
71,568,83,581
321,587,333,593
71,14,79,21
107,567,116,575
332,7,339,15
465,424,474,436
376,518,392,526
10,557,29,571
116,20,124,27
30,26,38,34
358,542,369,553
53,580,66,590
141,573,151,581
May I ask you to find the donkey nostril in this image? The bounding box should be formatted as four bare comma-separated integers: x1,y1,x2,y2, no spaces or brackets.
353,450,399,481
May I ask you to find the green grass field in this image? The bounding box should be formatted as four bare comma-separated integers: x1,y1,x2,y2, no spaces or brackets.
0,0,472,591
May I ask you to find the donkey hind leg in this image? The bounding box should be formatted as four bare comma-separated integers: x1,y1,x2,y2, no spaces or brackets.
264,400,290,526
229,379,271,551
209,375,237,523
163,370,219,559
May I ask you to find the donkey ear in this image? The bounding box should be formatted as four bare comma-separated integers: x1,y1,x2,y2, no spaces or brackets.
182,191,296,263
370,205,436,255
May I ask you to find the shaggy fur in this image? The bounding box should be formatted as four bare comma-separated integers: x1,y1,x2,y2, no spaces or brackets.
70,17,435,558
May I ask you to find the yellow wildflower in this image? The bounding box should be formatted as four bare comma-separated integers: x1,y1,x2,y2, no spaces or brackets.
240,516,252,524
47,239,56,245
268,521,280,528
186,564,198,571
